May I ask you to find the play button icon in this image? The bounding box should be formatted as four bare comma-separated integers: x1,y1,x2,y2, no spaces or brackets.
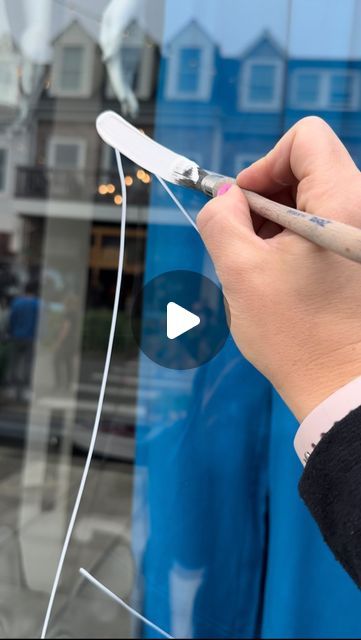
167,302,200,339
131,270,230,370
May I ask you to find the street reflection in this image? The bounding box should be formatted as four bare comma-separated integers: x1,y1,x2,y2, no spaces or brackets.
0,0,160,636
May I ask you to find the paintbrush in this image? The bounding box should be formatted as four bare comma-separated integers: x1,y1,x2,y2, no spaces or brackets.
96,110,361,264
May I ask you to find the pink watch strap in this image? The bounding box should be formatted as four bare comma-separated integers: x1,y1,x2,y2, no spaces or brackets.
294,375,361,466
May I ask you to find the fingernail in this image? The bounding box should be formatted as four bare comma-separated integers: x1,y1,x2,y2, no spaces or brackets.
217,183,232,196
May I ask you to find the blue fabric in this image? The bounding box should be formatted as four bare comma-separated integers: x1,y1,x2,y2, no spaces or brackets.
261,392,361,639
135,342,271,638
133,215,361,639
9,296,39,340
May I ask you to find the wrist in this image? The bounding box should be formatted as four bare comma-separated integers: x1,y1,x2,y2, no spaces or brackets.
294,375,361,464
274,343,361,422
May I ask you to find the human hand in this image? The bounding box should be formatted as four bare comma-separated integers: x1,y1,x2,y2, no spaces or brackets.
197,117,361,421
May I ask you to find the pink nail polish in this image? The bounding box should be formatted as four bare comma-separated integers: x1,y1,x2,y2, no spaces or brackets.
217,183,232,196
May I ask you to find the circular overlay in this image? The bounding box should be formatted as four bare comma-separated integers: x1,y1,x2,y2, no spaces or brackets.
131,270,230,370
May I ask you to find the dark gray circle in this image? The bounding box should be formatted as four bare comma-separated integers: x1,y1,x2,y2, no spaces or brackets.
131,270,230,370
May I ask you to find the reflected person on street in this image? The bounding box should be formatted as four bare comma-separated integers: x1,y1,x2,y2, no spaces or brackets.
8,280,39,401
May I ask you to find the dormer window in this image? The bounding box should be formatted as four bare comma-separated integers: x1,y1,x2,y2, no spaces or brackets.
104,25,156,102
59,45,84,92
178,48,201,92
240,58,284,111
50,22,95,98
249,63,277,102
165,21,214,101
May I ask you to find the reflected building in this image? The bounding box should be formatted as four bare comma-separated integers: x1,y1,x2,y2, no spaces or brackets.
2,18,360,306
12,18,158,308
0,6,361,638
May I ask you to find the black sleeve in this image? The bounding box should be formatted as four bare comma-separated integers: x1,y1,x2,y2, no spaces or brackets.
299,405,361,588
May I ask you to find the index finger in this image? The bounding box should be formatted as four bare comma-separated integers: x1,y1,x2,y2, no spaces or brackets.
236,116,358,196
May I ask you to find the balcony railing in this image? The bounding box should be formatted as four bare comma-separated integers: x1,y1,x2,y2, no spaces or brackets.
15,166,150,205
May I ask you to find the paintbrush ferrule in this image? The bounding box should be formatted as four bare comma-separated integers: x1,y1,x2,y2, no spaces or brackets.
200,173,236,197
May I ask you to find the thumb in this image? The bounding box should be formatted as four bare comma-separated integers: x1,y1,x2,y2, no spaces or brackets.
237,116,358,196
236,116,361,225
196,184,265,273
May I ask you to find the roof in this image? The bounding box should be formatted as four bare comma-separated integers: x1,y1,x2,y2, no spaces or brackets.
163,0,361,60
1,0,361,63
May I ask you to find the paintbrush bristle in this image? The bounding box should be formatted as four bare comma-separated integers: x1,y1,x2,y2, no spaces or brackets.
171,158,207,189
171,158,199,183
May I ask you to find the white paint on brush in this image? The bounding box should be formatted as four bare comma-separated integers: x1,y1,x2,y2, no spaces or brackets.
170,156,200,183
96,110,200,185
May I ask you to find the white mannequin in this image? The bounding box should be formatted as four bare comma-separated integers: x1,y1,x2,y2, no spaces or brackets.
99,0,141,117
16,0,52,126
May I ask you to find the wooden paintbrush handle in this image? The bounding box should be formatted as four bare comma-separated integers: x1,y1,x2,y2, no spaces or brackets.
201,174,361,264
243,189,361,264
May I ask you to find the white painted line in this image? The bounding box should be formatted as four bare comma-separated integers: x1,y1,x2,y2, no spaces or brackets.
80,568,173,639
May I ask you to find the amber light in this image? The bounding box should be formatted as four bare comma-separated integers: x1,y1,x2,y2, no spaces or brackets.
125,176,133,186
142,173,151,184
98,184,107,195
114,194,123,205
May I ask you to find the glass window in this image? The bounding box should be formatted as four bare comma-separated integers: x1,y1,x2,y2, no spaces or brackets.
248,62,276,102
1,2,361,639
294,71,321,104
329,72,355,107
241,58,283,110
48,138,86,170
60,45,84,91
177,47,201,92
291,69,359,110
53,143,80,168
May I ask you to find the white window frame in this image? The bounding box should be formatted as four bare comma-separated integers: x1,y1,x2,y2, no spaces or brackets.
239,58,284,111
291,68,360,111
51,42,94,98
47,136,87,170
166,37,213,101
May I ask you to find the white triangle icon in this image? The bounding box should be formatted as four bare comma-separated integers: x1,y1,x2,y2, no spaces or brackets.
166,302,200,340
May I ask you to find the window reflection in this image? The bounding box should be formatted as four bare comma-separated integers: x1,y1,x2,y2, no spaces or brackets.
0,0,360,638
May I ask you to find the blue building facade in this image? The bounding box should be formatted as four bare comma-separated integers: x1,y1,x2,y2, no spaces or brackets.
155,21,361,173
133,19,361,640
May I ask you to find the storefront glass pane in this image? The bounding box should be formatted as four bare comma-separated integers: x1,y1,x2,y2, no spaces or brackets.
0,1,361,638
